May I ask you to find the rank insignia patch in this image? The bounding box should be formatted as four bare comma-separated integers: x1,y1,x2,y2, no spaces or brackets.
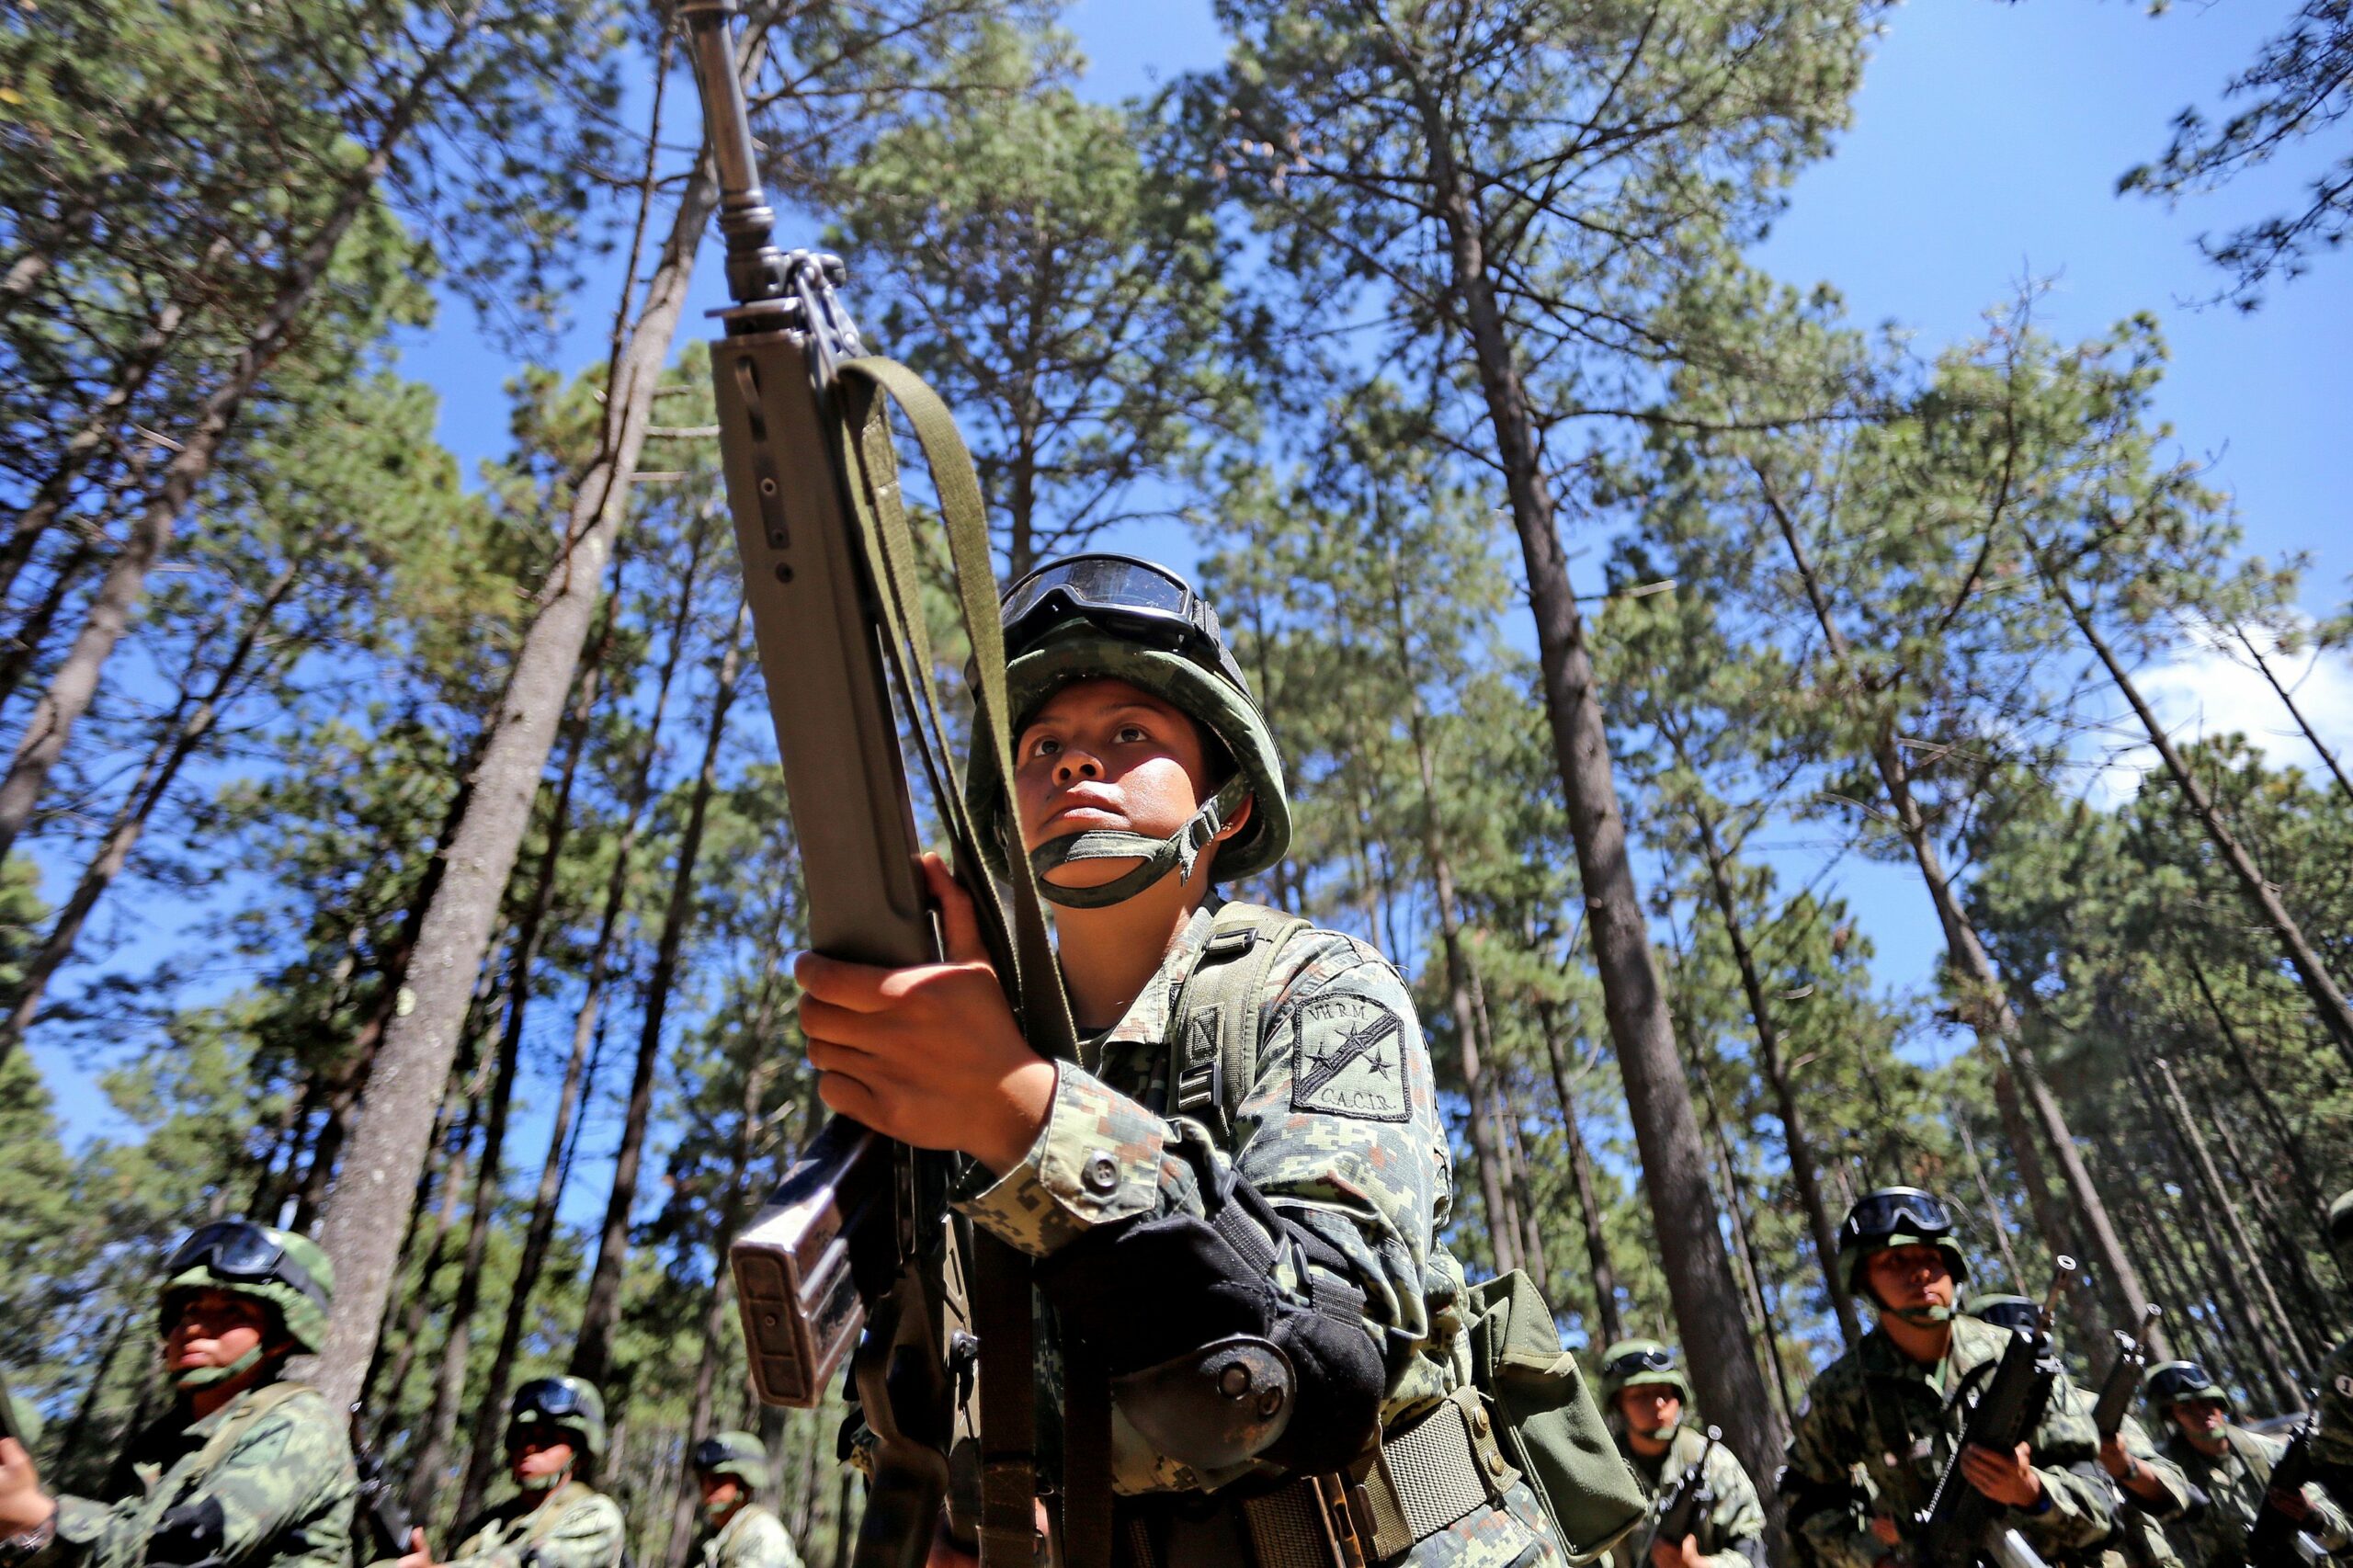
1290,994,1409,1121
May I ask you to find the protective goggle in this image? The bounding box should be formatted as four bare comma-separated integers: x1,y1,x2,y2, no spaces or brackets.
512,1377,590,1423
1602,1346,1677,1381
2147,1364,2220,1404
163,1220,326,1310
997,553,1248,694
1839,1187,1953,1248
692,1437,741,1471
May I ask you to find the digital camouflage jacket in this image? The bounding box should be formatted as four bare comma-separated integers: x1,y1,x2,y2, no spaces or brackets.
696,1503,801,1568
2156,1423,2351,1568
36,1380,355,1568
1607,1426,1766,1568
2314,1334,2353,1475
443,1481,624,1568
1781,1314,2120,1568
952,901,1567,1564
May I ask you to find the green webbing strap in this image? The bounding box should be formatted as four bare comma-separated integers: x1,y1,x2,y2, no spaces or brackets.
829,358,1085,1568
1028,775,1253,910
1164,902,1307,1138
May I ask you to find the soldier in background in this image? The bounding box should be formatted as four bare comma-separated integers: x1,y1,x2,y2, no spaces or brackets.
2144,1360,2348,1567
393,1377,623,1568
687,1432,801,1568
1593,1341,1763,1568
2312,1191,2353,1507
1779,1187,2120,1568
0,1220,358,1568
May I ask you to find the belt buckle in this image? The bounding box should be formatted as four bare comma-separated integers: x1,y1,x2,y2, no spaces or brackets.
1313,1473,1370,1568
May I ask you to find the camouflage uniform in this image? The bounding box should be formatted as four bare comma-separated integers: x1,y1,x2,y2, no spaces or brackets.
442,1481,625,1568
952,897,1565,1563
24,1381,356,1568
2315,1335,2353,1475
2077,1399,2188,1568
697,1503,801,1568
1606,1427,1764,1568
2156,1421,2350,1567
1781,1312,2120,1567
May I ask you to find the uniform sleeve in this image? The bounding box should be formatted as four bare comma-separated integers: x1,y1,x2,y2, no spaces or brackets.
2313,1336,2353,1470
1699,1445,1766,1567
2010,1371,2117,1554
2118,1415,2191,1517
724,1513,803,1568
447,1495,622,1568
956,941,1442,1353
2302,1474,2352,1551
1779,1401,1881,1568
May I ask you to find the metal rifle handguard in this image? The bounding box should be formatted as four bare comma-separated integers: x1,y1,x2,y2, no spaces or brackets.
2091,1304,2162,1441
1915,1258,2070,1568
1641,1426,1722,1563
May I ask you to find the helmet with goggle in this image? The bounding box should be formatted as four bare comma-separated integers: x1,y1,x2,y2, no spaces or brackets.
508,1375,608,1460
2143,1360,2229,1415
157,1219,334,1357
1962,1293,2042,1335
963,553,1290,906
1837,1186,1969,1298
692,1429,769,1492
1594,1339,1692,1408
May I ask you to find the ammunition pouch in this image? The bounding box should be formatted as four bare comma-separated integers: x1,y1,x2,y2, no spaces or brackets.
148,1496,226,1568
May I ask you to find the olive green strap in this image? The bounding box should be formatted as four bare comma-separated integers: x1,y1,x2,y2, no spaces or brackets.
1028,776,1254,910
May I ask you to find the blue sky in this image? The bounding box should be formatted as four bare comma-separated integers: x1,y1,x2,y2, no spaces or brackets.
40,0,2353,1149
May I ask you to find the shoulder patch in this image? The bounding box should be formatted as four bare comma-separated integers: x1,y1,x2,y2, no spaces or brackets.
1290,993,1410,1121
2337,1373,2353,1397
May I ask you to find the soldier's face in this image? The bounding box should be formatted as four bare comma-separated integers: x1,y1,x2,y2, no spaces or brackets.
2169,1400,2227,1447
1617,1386,1681,1444
164,1289,270,1374
1864,1244,1954,1312
699,1474,745,1510
1013,679,1243,887
507,1432,576,1483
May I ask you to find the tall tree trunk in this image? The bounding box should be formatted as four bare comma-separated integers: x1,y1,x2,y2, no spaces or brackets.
2231,622,2353,806
572,604,751,1387
1690,1051,1797,1426
1953,1111,2029,1295
1537,1015,1624,1343
2190,1056,2335,1351
1757,469,2153,1351
306,90,733,1409
0,17,483,866
1667,751,1860,1346
0,538,99,718
2149,1054,2315,1376
2096,1126,2232,1383
0,563,297,1058
362,1087,479,1430
2029,546,2353,1062
1498,1077,1552,1293
2181,952,2333,1239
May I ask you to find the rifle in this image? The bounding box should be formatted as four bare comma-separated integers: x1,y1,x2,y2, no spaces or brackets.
1640,1425,1721,1562
677,6,1072,1566
2248,1417,2329,1566
1914,1257,2073,1568
2090,1304,2164,1441
347,1404,412,1561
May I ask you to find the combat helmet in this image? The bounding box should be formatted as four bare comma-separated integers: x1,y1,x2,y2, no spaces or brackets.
1837,1187,1968,1307
156,1219,334,1385
691,1429,769,1493
2328,1188,2353,1248
1962,1292,2043,1336
1595,1340,1692,1409
509,1375,608,1461
2144,1360,2230,1417
961,554,1290,907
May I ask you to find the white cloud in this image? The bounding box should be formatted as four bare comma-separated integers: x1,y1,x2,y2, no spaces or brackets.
2086,619,2353,805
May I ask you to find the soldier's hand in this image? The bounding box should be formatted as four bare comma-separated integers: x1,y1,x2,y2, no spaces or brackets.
1957,1441,2042,1509
394,1525,437,1568
797,854,1058,1174
1646,1534,1703,1568
2097,1434,2130,1480
2266,1483,2315,1522
1869,1513,1901,1547
0,1437,54,1533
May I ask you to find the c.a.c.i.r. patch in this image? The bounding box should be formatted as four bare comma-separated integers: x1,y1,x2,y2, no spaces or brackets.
1290,994,1409,1122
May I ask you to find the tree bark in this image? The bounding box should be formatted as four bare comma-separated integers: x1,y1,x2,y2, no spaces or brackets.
1537,1016,1624,1343
1953,1110,2029,1296
1756,468,2155,1351
361,1087,478,1431
305,104,727,1409
572,603,751,1387
2181,952,2332,1238
2029,546,2353,1062
0,537,99,719
0,17,482,867
1689,1047,1797,1426
2232,622,2353,807
0,563,297,1058
1375,44,1783,1492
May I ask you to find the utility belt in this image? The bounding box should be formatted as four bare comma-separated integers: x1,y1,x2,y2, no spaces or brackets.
1114,1386,1518,1568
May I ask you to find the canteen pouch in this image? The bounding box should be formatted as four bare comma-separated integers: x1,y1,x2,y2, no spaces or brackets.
1463,1269,1646,1562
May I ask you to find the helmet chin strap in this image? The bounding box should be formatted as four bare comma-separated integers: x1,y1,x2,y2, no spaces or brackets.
173,1343,269,1392
1027,777,1250,910
1883,1301,1955,1327
520,1457,575,1493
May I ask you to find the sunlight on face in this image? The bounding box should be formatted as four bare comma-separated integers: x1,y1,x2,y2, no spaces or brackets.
164,1289,270,1375
1013,678,1225,889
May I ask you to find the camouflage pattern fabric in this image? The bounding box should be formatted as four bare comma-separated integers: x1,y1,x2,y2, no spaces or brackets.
1606,1426,1765,1568
442,1480,624,1568
1780,1314,2120,1568
2313,1334,2353,1472
2156,1422,2351,1568
954,899,1551,1562
2082,1403,2188,1568
696,1503,802,1568
36,1381,355,1568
